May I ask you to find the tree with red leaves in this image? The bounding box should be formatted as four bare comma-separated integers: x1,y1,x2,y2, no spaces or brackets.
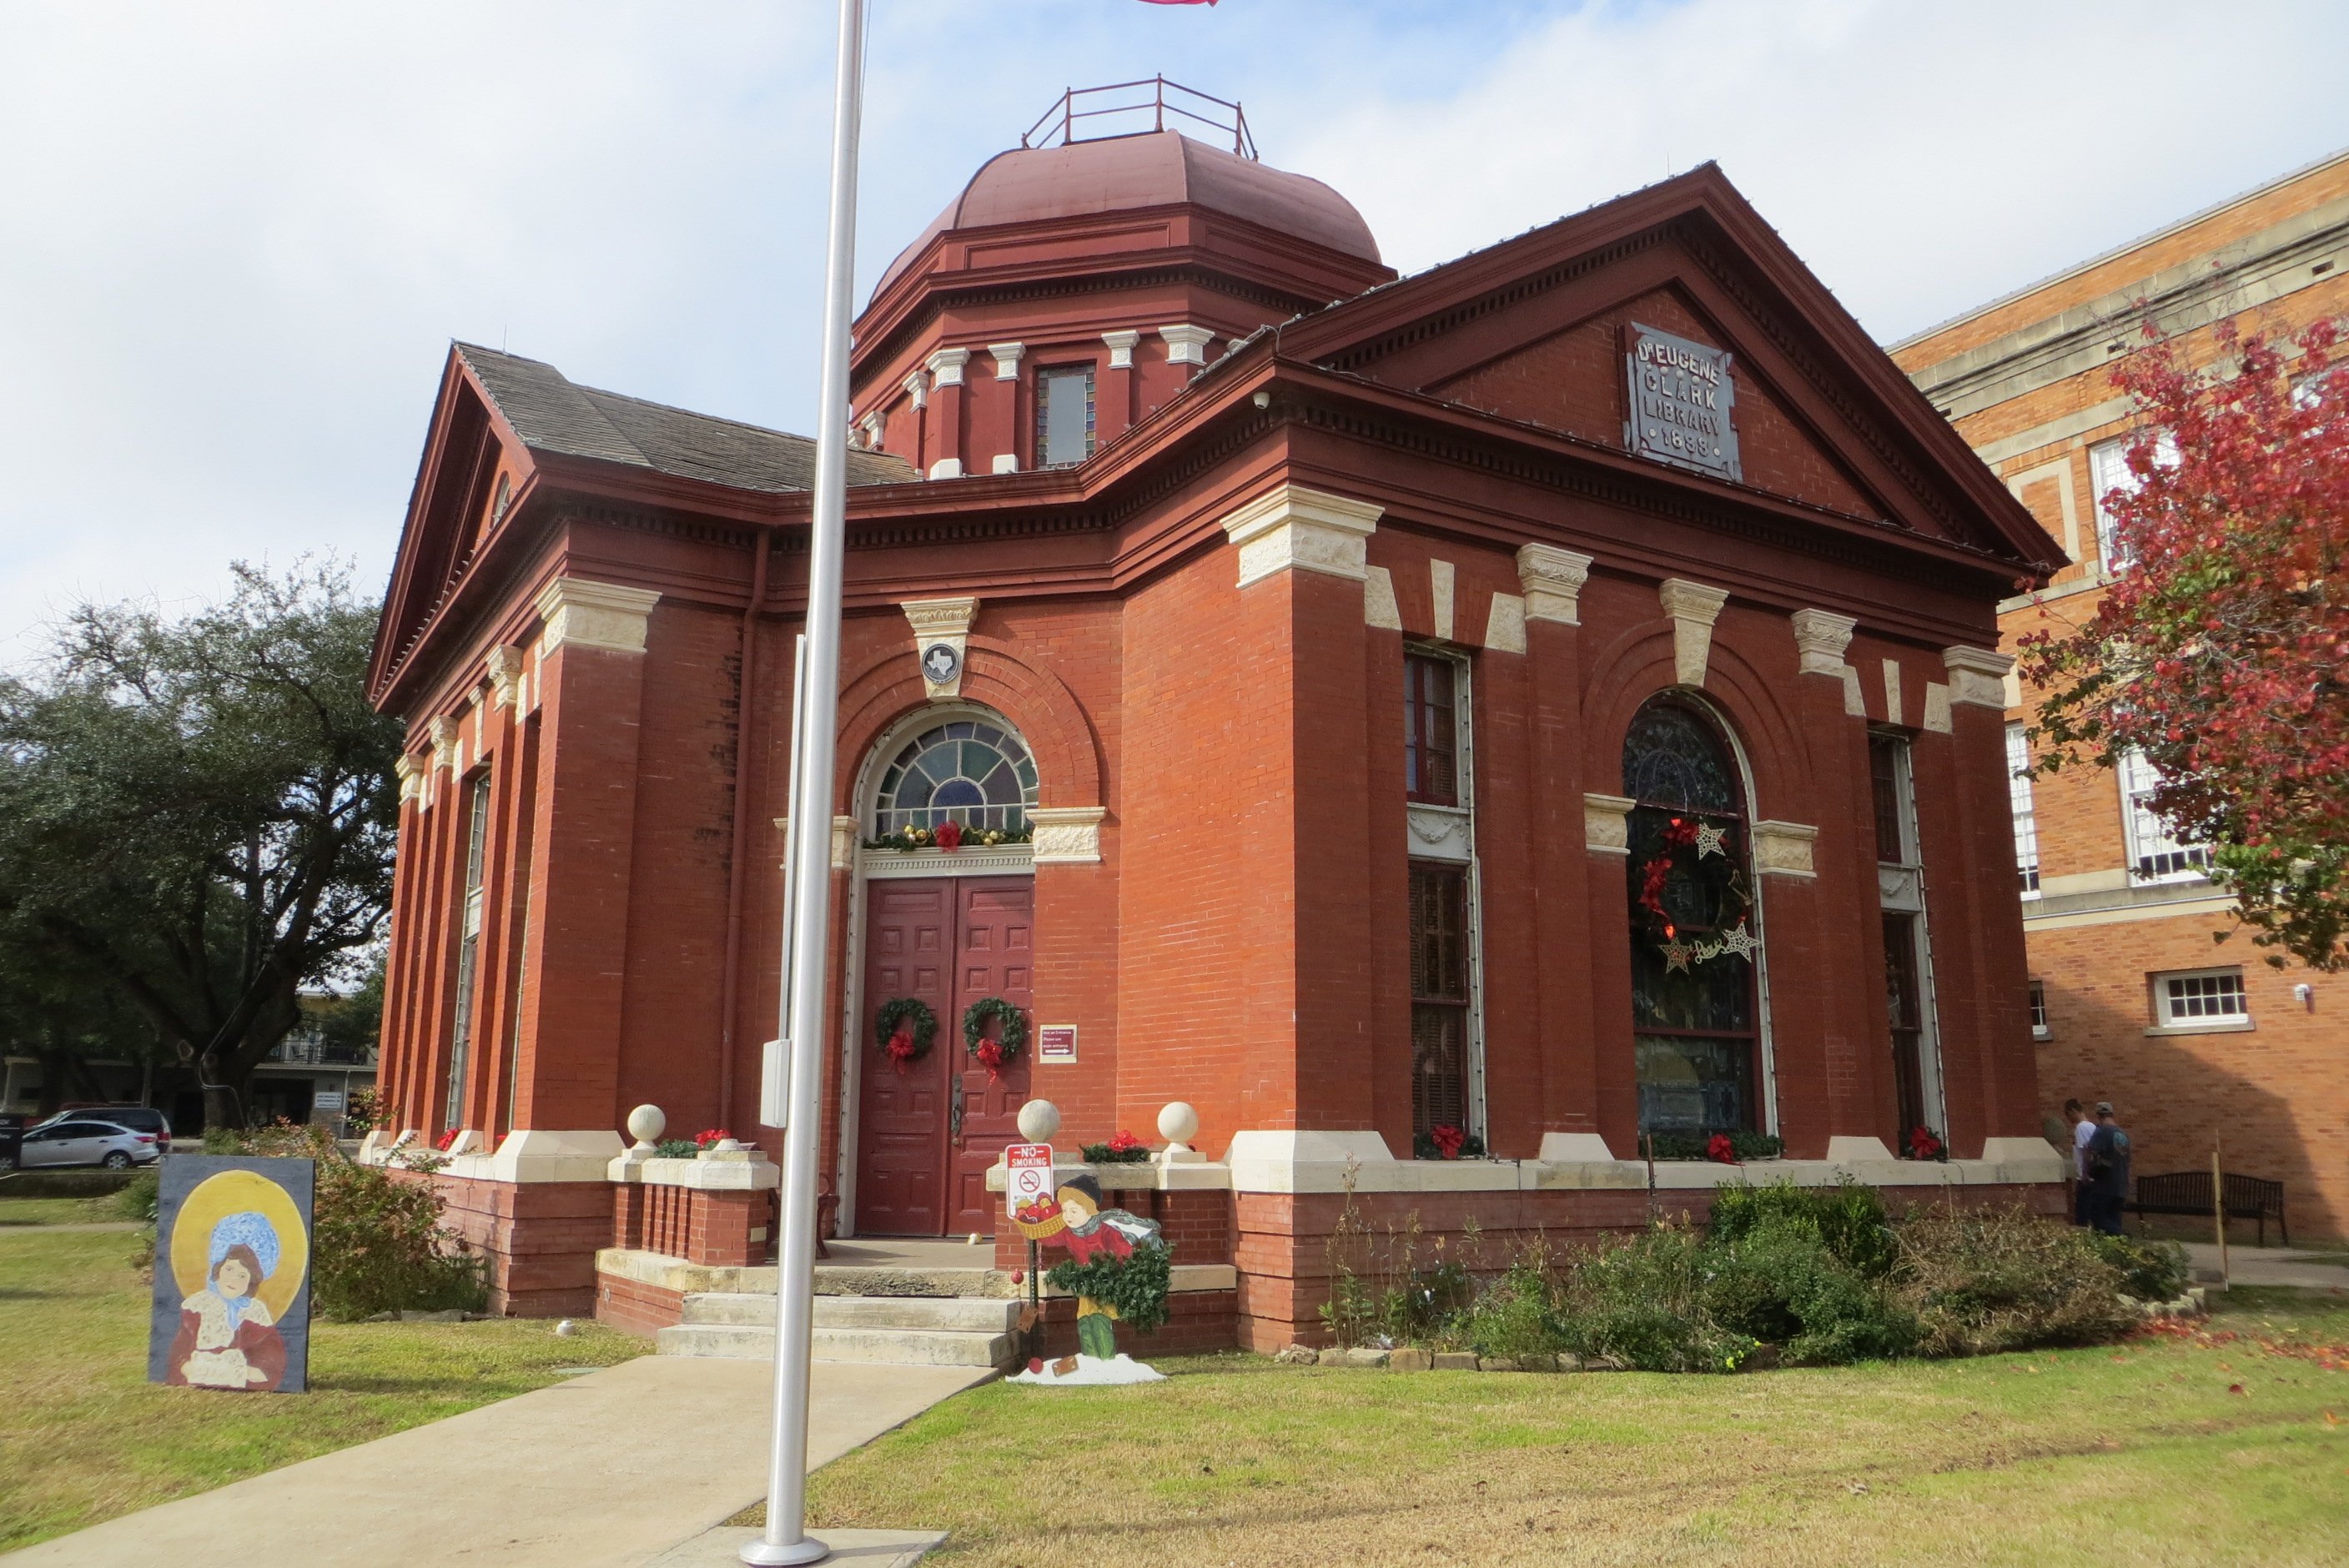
2019,317,2348,970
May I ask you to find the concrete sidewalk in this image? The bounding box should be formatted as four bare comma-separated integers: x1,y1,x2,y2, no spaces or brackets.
2181,1241,2349,1292
3,1354,986,1567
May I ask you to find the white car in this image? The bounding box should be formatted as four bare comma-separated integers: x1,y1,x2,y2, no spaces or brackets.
15,1118,162,1169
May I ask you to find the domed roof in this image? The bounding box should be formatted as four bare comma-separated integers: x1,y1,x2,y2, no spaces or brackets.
874,129,1381,296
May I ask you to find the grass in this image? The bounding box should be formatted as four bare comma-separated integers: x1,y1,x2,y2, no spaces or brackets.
0,1202,644,1552
797,1287,2349,1567
0,1196,122,1226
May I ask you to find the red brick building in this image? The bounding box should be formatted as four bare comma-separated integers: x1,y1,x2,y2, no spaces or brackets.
367,106,2068,1342
1895,149,2349,1244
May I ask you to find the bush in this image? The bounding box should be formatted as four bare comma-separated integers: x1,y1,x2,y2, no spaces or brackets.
1703,1214,1917,1364
114,1167,159,1223
1550,1224,1758,1373
1454,1255,1559,1358
202,1122,485,1319
1893,1203,2135,1357
1708,1179,1898,1279
2087,1232,2191,1303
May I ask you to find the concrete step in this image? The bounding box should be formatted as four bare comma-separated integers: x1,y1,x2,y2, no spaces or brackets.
681,1292,1019,1334
656,1320,1015,1368
812,1264,1013,1299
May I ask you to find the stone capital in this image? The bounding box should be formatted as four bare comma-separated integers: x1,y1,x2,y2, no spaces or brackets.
428,716,460,771
1220,485,1384,589
1658,579,1729,686
1583,792,1636,856
535,578,660,657
394,751,422,804
926,457,964,480
858,410,886,450
483,645,524,711
926,347,970,387
901,371,928,410
1101,329,1142,369
1029,806,1107,866
987,341,1024,379
903,596,978,700
1752,820,1819,879
1517,545,1593,626
772,815,860,872
1942,645,2016,709
1158,324,1214,366
1788,608,1857,675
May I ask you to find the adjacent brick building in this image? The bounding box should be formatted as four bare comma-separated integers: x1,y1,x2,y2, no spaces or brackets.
1895,148,2348,1244
366,98,2068,1335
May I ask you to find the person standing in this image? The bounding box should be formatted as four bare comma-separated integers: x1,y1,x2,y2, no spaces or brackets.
2084,1101,2133,1236
2065,1098,2096,1225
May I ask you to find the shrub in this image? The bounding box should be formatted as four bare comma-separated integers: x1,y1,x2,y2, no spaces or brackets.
114,1166,161,1223
1551,1223,1758,1373
651,1138,698,1159
1893,1203,2135,1356
1703,1215,1917,1364
203,1121,485,1319
1456,1256,1560,1358
2087,1232,2191,1303
1708,1178,1899,1279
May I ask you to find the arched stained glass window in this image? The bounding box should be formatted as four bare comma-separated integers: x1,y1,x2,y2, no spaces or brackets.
1622,698,1763,1140
872,717,1037,837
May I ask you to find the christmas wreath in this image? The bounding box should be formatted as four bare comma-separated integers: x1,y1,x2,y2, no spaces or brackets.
873,997,938,1072
1628,809,1755,973
962,996,1029,1078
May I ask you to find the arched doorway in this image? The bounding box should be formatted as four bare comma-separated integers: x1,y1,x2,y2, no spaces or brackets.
851,710,1039,1237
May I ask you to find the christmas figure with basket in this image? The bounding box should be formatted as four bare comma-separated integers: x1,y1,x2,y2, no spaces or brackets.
1011,1173,1172,1385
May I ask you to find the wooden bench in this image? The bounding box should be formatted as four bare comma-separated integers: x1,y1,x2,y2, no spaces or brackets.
2126,1170,2289,1248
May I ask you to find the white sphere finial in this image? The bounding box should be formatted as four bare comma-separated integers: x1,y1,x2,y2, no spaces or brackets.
1017,1098,1061,1142
626,1103,666,1150
1157,1101,1200,1146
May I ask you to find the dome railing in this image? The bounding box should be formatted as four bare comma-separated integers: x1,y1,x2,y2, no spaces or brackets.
1020,76,1256,160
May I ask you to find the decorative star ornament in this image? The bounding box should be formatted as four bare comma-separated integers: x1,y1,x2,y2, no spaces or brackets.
1693,822,1728,859
1715,922,1759,961
1662,939,1695,973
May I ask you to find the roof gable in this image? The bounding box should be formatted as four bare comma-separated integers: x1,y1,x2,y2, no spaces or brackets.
1281,166,2057,568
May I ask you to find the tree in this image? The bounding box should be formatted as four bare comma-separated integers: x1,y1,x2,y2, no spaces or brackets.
0,560,401,1123
2019,317,2349,970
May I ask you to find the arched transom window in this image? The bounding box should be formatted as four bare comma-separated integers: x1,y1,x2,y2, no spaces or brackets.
1622,697,1763,1140
873,716,1037,837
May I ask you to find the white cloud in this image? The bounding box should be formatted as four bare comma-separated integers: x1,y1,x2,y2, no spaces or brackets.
2,0,2342,662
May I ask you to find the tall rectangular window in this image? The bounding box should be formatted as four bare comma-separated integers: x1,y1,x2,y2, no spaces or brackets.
1404,652,1460,806
2028,978,2050,1039
2006,722,2040,894
445,774,492,1131
2117,747,2210,882
2088,430,2177,572
1035,365,1096,467
1408,862,1470,1138
1868,730,1944,1144
1868,733,1908,864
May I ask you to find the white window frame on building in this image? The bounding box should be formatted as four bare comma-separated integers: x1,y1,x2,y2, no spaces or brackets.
2116,747,2211,884
2150,967,2251,1033
2005,721,2040,896
1870,729,1948,1143
2028,978,2051,1041
2087,430,2178,573
445,771,493,1131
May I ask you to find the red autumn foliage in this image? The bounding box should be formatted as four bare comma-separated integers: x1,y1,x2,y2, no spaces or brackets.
2018,316,2349,970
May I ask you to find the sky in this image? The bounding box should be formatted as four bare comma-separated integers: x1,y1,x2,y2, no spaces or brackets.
3,0,2346,662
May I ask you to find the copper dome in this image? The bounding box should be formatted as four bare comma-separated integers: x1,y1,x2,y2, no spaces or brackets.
873,129,1381,297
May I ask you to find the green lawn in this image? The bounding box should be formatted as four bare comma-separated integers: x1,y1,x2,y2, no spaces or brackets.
803,1288,2349,1567
0,1202,644,1551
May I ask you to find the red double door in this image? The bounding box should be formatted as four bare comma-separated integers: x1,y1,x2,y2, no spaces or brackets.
855,877,1034,1237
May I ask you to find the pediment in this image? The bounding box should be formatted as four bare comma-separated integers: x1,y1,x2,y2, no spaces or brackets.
1284,167,2055,567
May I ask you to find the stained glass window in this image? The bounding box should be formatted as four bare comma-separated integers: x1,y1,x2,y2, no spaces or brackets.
873,718,1038,837
1622,698,1762,1138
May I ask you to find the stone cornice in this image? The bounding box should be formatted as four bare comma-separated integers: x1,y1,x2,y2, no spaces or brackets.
535,578,660,657
1220,485,1384,589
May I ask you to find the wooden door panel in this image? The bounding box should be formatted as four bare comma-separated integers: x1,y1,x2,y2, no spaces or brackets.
951,878,1036,1237
855,881,953,1235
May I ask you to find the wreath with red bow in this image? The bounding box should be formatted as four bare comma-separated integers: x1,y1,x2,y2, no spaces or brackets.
962,996,1029,1078
873,997,938,1073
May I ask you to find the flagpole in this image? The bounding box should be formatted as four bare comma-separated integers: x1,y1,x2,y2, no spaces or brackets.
745,0,865,1562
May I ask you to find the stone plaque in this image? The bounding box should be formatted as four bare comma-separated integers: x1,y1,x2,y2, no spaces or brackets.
1622,323,1740,483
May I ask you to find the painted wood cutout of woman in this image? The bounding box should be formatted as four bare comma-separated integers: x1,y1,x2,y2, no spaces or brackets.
167,1211,289,1390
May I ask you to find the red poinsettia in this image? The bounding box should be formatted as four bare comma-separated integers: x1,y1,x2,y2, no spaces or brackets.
1907,1125,1944,1161
435,1128,460,1152
1637,856,1673,920
934,819,963,852
1706,1132,1737,1165
1429,1123,1466,1160
1106,1129,1146,1155
695,1127,733,1150
975,1038,1005,1077
1662,816,1700,848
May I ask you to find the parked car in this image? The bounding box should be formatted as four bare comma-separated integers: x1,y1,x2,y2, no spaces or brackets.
35,1105,172,1153
0,1113,23,1173
16,1118,162,1170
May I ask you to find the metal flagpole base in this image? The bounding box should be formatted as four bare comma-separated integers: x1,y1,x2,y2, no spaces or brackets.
739,1535,830,1565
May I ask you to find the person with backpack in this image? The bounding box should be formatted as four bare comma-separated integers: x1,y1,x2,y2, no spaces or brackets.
2083,1101,2133,1236
2065,1097,2096,1225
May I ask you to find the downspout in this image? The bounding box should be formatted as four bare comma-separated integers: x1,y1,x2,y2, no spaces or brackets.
717,526,772,1132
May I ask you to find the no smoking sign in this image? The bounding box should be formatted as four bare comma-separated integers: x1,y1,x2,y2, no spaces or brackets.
1005,1142,1054,1220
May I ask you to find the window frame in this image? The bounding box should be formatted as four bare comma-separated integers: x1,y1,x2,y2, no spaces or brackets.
2028,977,2051,1041
2006,721,2041,897
1401,643,1484,1146
2087,429,2179,574
1034,362,1098,469
2150,967,2252,1033
2116,746,2211,884
1406,860,1474,1142
1403,651,1463,807
445,771,494,1132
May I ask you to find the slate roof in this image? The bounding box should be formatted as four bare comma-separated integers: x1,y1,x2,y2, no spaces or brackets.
457,343,916,493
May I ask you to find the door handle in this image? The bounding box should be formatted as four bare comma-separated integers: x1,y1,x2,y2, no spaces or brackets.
948,1083,964,1143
